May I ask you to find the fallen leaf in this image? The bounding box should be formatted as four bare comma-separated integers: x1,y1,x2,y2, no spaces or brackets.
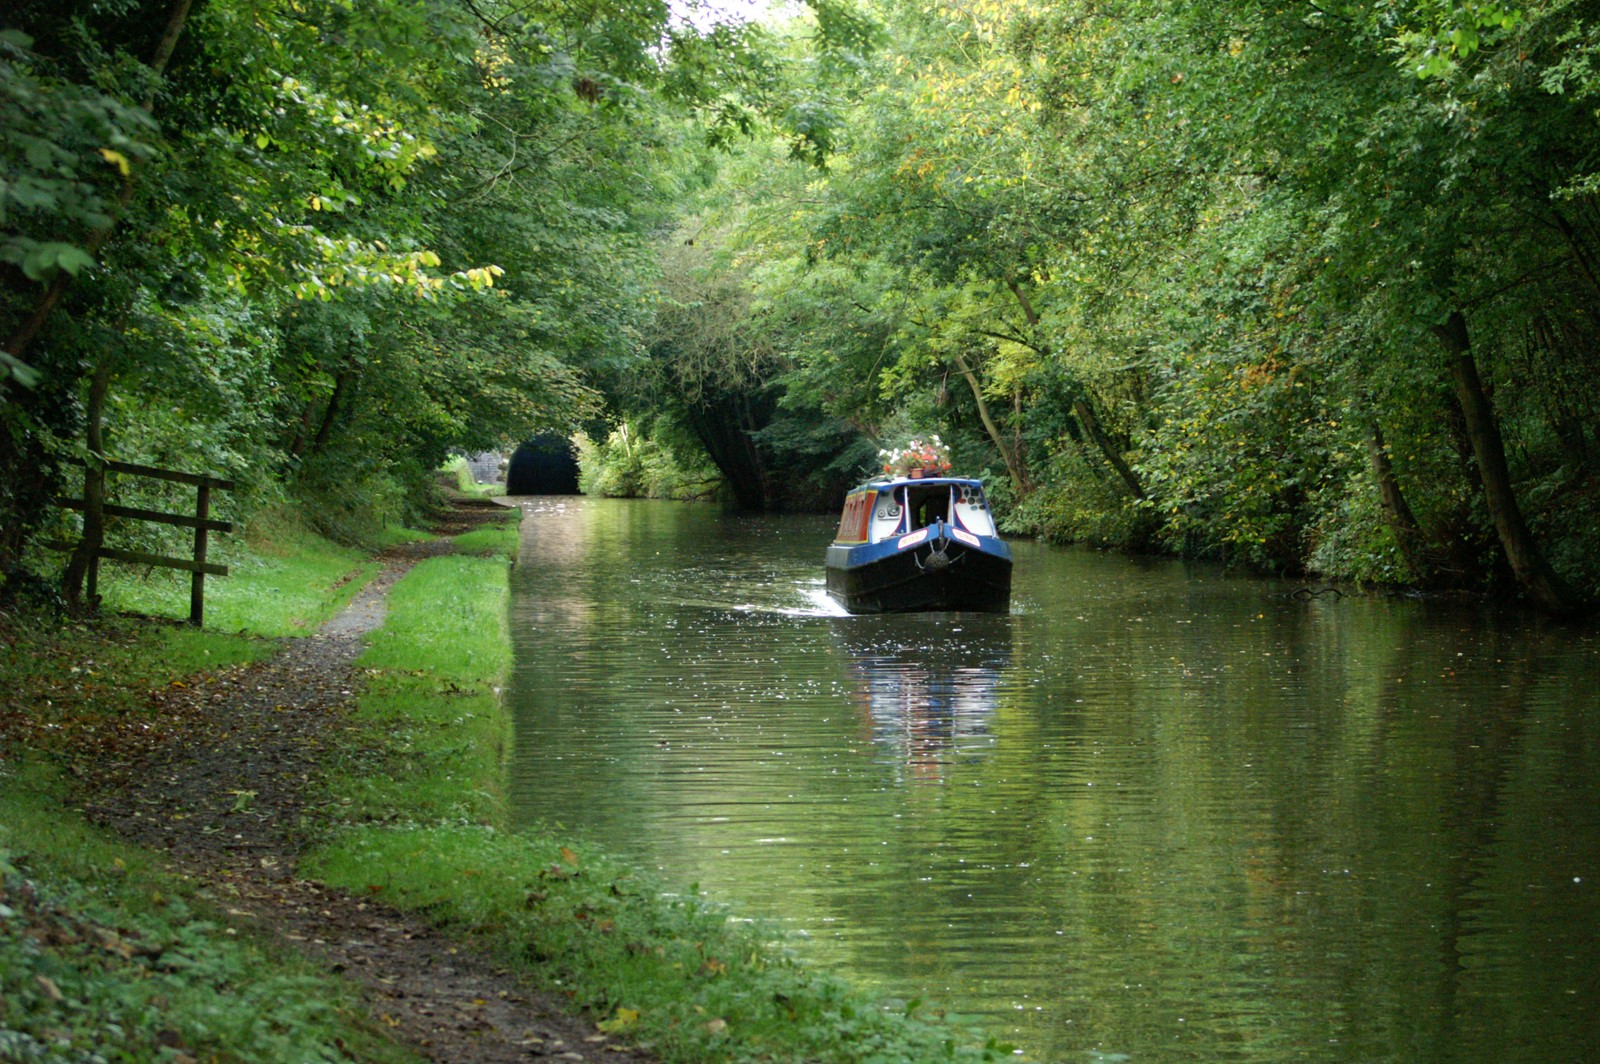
597,1007,640,1033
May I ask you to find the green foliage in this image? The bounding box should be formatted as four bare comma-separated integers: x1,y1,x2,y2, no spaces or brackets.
578,426,724,501
1001,446,1142,546
8,0,1600,611
442,455,503,498
649,0,1600,606
1305,470,1418,586
1,0,809,597
0,29,154,290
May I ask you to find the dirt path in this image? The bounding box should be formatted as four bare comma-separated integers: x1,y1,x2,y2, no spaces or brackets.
82,497,656,1063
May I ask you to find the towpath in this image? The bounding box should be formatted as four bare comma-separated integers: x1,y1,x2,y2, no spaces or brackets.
82,496,655,1063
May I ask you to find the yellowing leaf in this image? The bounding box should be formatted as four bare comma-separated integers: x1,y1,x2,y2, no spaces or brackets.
98,148,131,177
559,846,579,866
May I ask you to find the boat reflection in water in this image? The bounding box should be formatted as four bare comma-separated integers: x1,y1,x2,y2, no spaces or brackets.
834,614,1014,783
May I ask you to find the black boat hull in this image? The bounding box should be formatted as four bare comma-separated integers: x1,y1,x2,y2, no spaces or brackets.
826,541,1012,614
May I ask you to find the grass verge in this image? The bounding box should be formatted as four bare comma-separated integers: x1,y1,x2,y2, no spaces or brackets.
449,513,521,558
0,764,420,1063
304,553,1015,1063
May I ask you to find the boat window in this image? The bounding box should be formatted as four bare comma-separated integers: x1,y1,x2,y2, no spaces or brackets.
905,485,952,530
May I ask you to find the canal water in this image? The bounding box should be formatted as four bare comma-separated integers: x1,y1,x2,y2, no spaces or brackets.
506,497,1599,1062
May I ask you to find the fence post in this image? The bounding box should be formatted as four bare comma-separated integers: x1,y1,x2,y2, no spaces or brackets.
85,465,101,607
190,482,210,626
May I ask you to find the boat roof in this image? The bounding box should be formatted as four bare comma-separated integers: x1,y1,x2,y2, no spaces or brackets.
851,475,987,492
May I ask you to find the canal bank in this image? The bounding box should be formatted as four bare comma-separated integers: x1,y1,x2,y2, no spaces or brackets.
1,496,1012,1063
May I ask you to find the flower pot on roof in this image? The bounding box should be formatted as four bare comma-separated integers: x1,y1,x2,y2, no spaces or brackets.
878,436,952,478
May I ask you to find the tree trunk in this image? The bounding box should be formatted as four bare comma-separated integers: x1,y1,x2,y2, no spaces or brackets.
951,349,1028,490
683,387,769,510
1434,311,1587,616
1364,418,1432,579
1005,276,1040,328
308,364,357,456
1000,273,1146,499
286,398,316,459
1551,207,1600,305
1073,398,1144,500
61,357,115,612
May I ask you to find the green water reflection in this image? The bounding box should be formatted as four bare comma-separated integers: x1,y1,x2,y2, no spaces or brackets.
506,497,1600,1062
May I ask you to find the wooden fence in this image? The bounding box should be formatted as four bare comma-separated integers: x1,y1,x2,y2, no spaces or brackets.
52,458,233,626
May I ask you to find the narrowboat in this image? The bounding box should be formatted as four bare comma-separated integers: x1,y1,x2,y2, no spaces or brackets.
825,476,1012,613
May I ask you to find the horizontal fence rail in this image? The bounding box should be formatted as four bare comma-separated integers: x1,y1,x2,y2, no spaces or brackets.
50,457,234,625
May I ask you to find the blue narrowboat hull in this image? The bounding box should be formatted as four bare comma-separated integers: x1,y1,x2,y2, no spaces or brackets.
825,520,1012,614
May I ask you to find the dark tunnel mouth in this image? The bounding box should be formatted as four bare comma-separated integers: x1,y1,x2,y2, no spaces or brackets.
505,435,580,495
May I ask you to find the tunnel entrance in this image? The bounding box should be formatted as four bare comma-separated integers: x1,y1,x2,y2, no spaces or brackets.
505,435,580,495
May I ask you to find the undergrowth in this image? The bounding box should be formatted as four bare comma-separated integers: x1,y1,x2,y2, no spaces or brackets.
442,455,504,499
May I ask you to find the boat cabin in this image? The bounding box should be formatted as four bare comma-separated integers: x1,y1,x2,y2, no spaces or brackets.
834,478,999,546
